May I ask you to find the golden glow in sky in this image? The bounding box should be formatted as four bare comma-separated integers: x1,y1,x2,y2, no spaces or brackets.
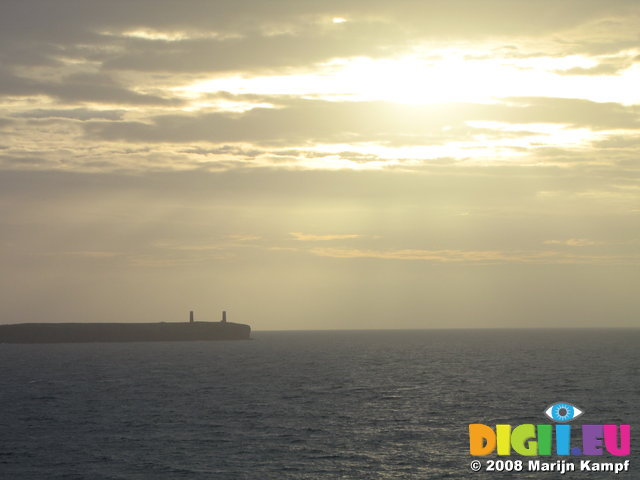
163,44,640,174
181,48,640,107
0,1,639,329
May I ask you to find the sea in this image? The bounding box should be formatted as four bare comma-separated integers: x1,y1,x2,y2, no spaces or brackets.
0,329,638,479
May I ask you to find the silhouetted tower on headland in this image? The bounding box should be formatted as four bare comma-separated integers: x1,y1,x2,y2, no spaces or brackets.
189,311,194,323
221,311,227,323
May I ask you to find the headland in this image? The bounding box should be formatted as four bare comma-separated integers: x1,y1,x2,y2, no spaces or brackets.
0,313,250,344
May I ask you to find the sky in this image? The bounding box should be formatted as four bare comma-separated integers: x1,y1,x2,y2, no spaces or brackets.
1,0,638,330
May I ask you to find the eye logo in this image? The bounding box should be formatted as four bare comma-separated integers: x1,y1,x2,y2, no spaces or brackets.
544,402,584,423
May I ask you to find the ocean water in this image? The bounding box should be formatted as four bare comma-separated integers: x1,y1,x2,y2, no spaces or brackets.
0,329,638,479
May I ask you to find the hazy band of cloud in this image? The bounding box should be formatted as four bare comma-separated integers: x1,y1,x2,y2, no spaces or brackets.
83,97,640,146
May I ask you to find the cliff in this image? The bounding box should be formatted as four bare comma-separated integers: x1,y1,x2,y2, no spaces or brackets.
0,321,251,343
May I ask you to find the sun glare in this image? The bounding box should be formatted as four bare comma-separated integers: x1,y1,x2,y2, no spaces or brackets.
179,46,640,108
180,51,516,105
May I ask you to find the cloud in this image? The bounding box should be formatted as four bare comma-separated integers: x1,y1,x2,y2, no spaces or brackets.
0,68,180,105
101,22,410,74
498,97,640,129
594,134,640,149
309,247,634,264
290,232,360,241
1,0,638,86
556,62,630,76
152,242,224,252
543,238,603,247
58,250,121,258
84,97,640,148
0,155,56,168
12,108,125,121
2,2,639,177
227,234,262,242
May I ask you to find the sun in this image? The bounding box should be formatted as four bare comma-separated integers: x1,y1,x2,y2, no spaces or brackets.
325,53,511,105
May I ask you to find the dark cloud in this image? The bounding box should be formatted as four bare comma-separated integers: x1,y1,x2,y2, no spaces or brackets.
84,97,640,145
3,0,636,39
13,108,125,121
500,97,640,129
180,145,264,157
102,22,410,73
0,68,180,105
556,61,634,76
1,0,638,75
0,155,54,168
595,134,640,149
